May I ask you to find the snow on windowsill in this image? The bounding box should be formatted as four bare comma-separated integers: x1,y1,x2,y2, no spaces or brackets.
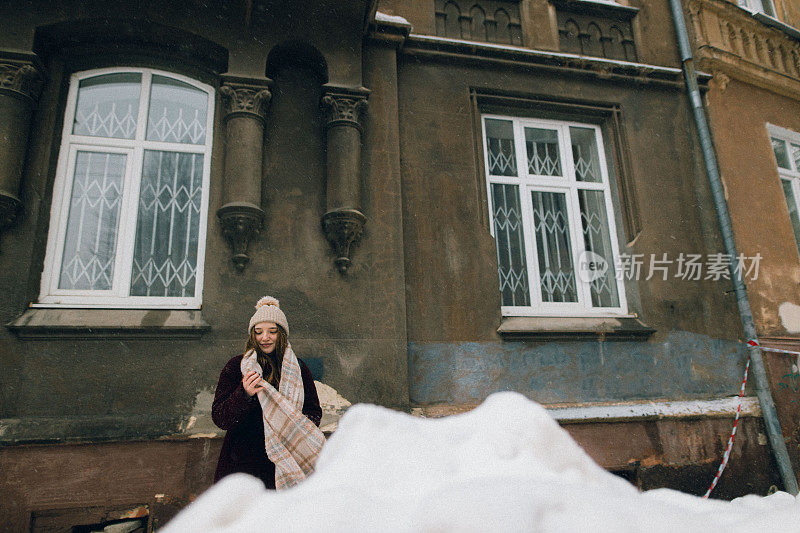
406,34,686,76
375,11,411,28
413,396,762,423
6,307,210,339
548,396,762,423
497,315,655,339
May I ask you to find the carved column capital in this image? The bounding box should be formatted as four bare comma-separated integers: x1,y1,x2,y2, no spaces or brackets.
321,208,367,274
219,75,273,123
217,202,265,272
321,85,370,133
0,57,44,105
0,53,42,249
712,70,731,92
320,85,371,273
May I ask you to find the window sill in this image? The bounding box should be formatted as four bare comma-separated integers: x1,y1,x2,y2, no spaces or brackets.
497,316,655,340
6,308,211,339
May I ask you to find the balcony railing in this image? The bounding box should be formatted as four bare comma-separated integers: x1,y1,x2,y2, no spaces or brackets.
688,0,800,83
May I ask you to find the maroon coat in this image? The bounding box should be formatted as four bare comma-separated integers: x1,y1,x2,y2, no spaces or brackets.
211,354,322,489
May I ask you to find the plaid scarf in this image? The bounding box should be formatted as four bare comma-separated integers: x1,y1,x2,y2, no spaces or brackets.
241,344,326,489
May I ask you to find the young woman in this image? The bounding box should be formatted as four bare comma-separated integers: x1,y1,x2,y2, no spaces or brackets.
212,296,324,489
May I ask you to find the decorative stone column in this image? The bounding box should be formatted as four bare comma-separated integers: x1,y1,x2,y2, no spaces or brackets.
321,85,370,274
0,53,43,249
217,75,273,271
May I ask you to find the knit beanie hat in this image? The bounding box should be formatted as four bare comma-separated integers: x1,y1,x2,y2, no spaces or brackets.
248,296,289,335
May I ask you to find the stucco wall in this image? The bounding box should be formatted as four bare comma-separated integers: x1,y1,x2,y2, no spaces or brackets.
0,0,753,444
396,47,746,404
0,0,410,448
705,76,800,335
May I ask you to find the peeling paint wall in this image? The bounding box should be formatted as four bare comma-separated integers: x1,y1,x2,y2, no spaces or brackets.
179,389,218,436
703,77,800,336
779,302,800,334
397,37,747,408
315,381,352,433
409,331,748,405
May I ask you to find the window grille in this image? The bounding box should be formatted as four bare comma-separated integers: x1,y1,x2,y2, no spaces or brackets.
482,114,627,316
38,68,214,309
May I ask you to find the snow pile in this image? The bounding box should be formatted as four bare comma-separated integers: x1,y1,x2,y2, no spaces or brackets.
164,392,800,532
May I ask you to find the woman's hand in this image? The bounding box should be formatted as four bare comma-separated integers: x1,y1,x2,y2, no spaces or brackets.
242,370,266,397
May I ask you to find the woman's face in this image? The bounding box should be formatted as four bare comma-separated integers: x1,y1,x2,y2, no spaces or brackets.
253,322,279,354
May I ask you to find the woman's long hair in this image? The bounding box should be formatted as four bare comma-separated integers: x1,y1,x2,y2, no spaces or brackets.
245,324,288,388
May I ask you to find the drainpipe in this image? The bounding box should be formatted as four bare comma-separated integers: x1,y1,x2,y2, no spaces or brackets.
669,0,798,495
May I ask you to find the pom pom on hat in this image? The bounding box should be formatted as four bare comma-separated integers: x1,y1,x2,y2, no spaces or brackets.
249,295,289,335
255,296,280,309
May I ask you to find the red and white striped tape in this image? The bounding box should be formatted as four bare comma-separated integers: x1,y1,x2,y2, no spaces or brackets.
703,338,799,498
747,339,800,357
703,358,749,498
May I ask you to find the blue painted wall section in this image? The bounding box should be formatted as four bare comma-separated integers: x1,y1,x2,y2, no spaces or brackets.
409,331,749,404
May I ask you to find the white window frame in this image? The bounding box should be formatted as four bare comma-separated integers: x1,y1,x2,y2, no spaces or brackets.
37,67,215,309
768,123,800,256
737,0,776,17
482,114,628,317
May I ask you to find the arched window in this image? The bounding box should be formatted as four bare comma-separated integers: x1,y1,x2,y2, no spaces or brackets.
38,68,214,308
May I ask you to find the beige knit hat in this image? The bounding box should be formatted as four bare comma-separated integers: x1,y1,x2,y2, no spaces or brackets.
248,296,289,335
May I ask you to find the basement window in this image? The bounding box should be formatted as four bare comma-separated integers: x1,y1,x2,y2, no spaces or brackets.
29,505,149,533
72,517,147,533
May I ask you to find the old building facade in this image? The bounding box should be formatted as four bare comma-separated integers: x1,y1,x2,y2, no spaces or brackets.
683,0,800,479
0,0,795,529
